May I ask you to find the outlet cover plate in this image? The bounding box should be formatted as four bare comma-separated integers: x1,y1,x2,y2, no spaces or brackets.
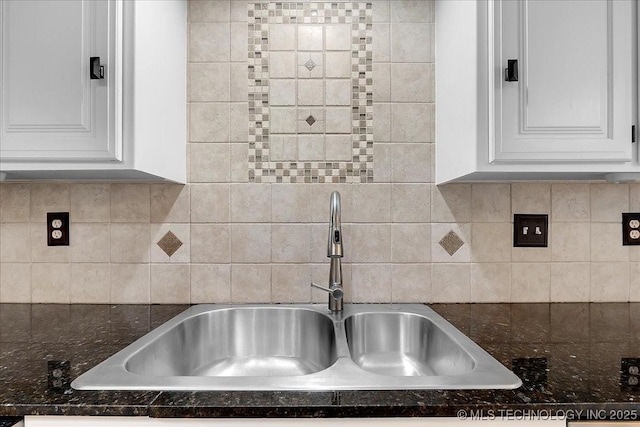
513,214,548,247
622,213,640,245
47,212,69,246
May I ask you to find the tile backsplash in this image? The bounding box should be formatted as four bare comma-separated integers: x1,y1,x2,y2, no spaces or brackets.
0,0,638,304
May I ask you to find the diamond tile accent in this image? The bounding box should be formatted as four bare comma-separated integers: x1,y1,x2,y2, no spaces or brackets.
157,231,183,257
439,231,465,256
306,115,316,126
304,58,316,71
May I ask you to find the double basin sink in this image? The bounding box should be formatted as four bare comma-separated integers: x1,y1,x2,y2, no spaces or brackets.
72,304,522,391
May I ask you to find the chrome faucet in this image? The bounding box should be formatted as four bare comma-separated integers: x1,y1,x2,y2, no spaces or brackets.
311,191,344,312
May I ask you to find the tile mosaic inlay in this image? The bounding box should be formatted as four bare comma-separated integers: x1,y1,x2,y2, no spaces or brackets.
248,1,374,183
439,230,465,256
157,231,183,257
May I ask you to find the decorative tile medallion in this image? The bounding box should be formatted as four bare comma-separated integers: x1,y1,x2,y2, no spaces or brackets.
439,230,465,256
157,231,183,257
248,2,374,183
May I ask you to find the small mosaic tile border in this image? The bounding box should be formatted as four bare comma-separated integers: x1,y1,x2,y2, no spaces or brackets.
248,2,373,183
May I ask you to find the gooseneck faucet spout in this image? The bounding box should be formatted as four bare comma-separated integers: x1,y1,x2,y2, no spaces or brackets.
327,192,344,312
311,191,344,312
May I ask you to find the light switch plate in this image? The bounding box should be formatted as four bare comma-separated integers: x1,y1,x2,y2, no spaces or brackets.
513,214,548,248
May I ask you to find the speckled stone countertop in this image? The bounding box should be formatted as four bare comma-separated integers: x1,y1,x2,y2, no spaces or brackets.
2,303,640,420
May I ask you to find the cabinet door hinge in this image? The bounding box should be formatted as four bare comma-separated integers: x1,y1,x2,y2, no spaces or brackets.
633,125,636,143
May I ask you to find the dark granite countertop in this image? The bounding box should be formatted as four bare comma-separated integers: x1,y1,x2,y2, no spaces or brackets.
2,303,640,419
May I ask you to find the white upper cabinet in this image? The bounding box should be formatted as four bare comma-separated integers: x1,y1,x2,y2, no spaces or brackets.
436,0,637,184
0,0,186,183
1,0,118,161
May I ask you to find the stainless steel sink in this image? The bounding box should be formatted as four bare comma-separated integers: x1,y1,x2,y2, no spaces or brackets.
345,312,475,377
72,304,522,391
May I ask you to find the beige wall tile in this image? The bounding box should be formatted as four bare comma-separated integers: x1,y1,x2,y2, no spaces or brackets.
298,135,325,161
391,144,431,183
551,183,590,222
431,184,472,223
151,264,190,304
189,1,230,22
512,245,551,263
630,263,640,302
591,223,628,262
324,108,351,133
30,183,69,222
1,223,31,263
189,22,230,62
373,144,392,183
471,223,511,262
372,24,390,63
298,25,323,51
190,143,230,183
272,224,310,263
230,63,248,102
373,102,391,141
351,224,391,263
230,143,249,182
391,103,433,142
391,0,434,23
150,184,190,223
231,264,271,303
272,264,312,303
270,52,296,78
351,184,391,222
351,264,392,303
230,0,247,22
325,80,351,106
325,135,352,161
372,0,391,23
591,183,629,222
110,264,150,304
511,263,550,302
191,224,230,263
70,223,110,263
470,263,511,303
111,184,150,223
391,64,434,103
191,264,231,303
70,184,110,223
0,263,31,303
0,184,30,223
391,264,431,302
550,262,590,302
325,52,351,78
551,222,590,262
471,184,511,223
270,80,296,106
511,183,550,214
230,184,271,222
71,263,110,303
32,263,70,303
391,24,433,63
270,24,295,51
391,184,430,223
431,263,470,303
231,224,271,263
110,224,150,263
189,103,229,142
391,224,430,263
591,262,629,302
230,22,247,62
191,184,230,223
31,225,69,263
325,24,351,51
189,63,230,102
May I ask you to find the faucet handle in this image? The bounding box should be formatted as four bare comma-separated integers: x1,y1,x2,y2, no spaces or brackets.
311,282,344,300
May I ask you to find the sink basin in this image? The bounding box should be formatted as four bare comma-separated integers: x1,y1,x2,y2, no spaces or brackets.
72,304,522,391
345,312,474,377
126,307,337,377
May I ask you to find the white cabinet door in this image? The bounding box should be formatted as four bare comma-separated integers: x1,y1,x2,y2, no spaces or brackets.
0,0,119,161
493,0,634,162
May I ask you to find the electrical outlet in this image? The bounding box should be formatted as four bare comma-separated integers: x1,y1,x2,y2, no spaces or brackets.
622,213,640,245
513,214,548,247
621,358,640,391
47,212,69,246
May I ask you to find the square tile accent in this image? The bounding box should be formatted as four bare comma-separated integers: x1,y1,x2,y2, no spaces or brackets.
157,231,183,257
248,2,374,183
439,230,465,256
